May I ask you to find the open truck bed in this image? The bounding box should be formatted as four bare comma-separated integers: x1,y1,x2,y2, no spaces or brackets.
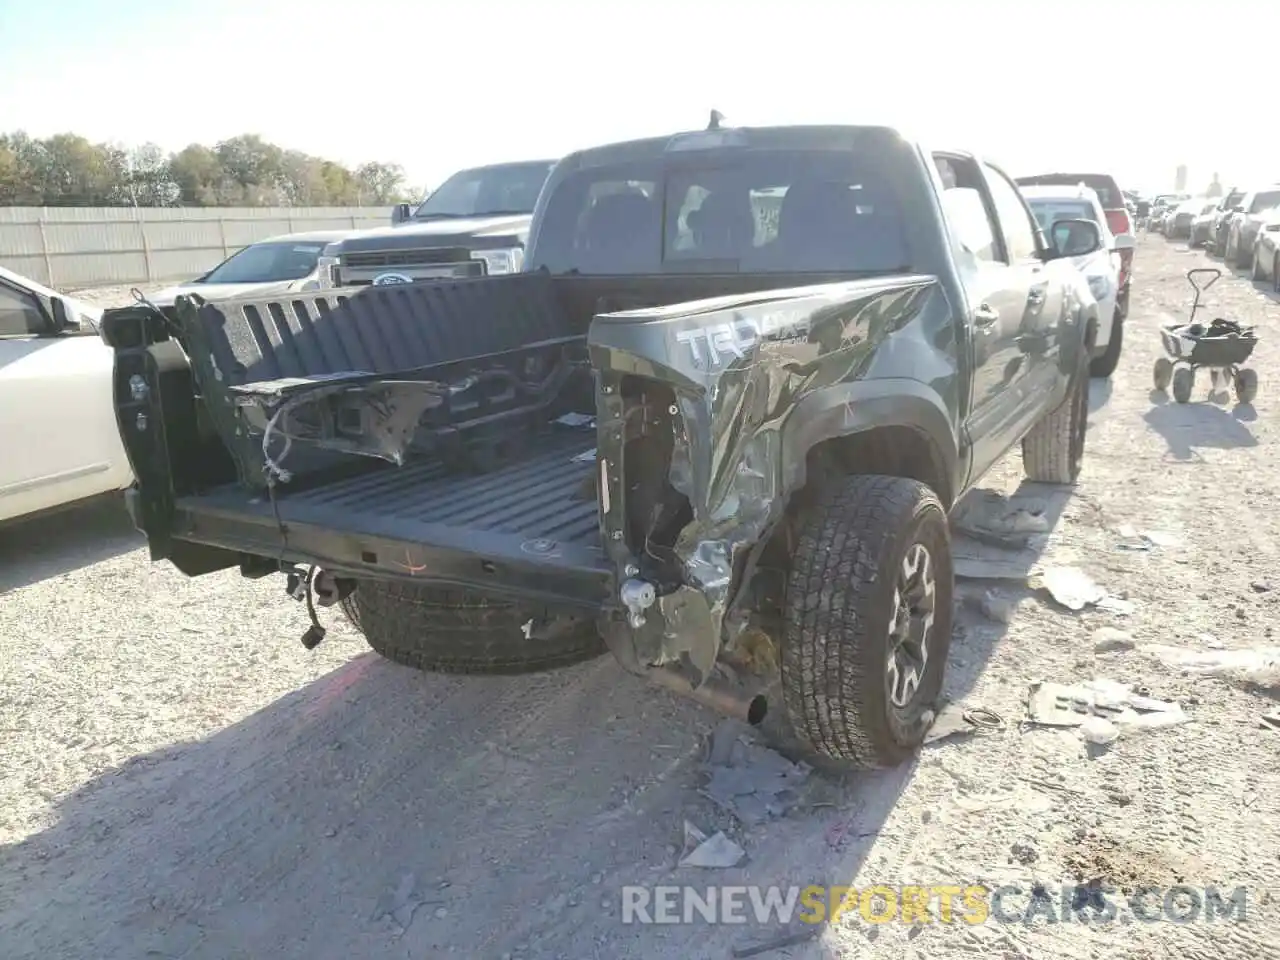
110,272,619,607
172,423,609,608
113,268,858,610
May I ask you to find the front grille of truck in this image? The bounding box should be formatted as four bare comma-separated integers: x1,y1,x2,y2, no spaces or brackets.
342,247,475,269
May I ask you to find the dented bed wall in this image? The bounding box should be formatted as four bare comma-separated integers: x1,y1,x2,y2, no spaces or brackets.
589,275,959,684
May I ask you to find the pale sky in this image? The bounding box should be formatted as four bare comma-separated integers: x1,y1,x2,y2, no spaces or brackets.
2,0,1276,196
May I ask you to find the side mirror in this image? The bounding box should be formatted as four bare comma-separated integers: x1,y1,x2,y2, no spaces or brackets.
1113,233,1136,251
1232,205,1244,213
49,296,80,333
1049,218,1103,258
391,202,412,225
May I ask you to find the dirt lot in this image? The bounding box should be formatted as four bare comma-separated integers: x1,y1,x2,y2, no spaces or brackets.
3,238,1279,960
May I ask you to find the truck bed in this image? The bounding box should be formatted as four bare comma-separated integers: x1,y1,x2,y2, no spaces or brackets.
172,424,609,608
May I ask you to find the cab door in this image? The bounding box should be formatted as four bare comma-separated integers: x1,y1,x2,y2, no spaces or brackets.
935,154,1043,481
979,163,1065,407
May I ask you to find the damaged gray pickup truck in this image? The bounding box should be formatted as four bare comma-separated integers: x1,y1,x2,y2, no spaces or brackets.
103,121,1102,768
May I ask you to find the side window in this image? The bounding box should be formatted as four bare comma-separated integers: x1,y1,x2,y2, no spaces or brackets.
934,154,999,264
0,284,47,338
983,164,1039,262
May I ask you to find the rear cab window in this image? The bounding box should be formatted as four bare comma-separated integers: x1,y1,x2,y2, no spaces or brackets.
532,142,913,275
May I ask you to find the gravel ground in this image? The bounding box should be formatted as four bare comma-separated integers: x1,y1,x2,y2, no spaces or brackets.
2,238,1279,959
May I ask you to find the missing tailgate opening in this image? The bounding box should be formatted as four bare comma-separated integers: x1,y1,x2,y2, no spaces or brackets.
617,376,693,593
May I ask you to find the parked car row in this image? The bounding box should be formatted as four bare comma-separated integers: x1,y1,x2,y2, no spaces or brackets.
1146,182,1280,290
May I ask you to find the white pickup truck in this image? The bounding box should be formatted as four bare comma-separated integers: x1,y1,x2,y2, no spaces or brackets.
0,266,133,524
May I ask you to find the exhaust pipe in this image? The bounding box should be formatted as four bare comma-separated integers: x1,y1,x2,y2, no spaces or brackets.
647,666,768,726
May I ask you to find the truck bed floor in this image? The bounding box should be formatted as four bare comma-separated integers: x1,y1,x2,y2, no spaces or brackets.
173,428,609,606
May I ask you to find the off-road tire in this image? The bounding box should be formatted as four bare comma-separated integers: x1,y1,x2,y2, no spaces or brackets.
1089,319,1123,379
341,581,605,674
1023,348,1089,484
779,475,953,769
1153,357,1174,391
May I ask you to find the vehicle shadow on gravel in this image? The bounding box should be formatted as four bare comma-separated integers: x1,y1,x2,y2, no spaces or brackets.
0,484,1069,960
1142,395,1259,461
0,496,141,593
1088,377,1113,413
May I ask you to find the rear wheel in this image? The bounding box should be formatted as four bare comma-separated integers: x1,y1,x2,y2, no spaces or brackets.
1089,318,1124,379
779,475,953,769
1252,248,1265,280
1273,254,1280,293
1023,347,1089,485
1153,357,1174,391
341,581,605,674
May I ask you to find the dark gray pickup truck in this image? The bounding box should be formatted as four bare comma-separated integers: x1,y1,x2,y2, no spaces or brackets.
104,120,1102,768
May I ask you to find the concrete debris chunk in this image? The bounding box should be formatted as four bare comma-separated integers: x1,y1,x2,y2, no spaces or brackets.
1141,644,1280,688
701,719,810,825
678,821,746,868
1093,627,1136,653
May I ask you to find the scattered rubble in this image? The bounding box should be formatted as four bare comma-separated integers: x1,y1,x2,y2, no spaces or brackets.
979,590,1019,623
1093,627,1136,653
1141,644,1280,688
1040,566,1135,615
1080,716,1120,746
678,821,745,869
1026,678,1188,741
701,720,810,825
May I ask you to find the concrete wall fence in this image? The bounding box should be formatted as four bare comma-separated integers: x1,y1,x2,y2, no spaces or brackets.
0,206,395,290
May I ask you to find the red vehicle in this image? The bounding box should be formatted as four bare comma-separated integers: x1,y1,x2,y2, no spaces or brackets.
1016,173,1134,319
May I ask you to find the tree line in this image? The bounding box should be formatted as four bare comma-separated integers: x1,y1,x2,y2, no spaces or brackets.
0,131,420,207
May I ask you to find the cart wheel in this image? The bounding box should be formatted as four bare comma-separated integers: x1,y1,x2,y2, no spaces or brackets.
1153,357,1174,391
1235,368,1259,405
1172,367,1194,404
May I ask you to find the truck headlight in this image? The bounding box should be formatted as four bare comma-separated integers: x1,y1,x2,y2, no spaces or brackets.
1087,274,1112,302
315,255,340,289
471,247,525,275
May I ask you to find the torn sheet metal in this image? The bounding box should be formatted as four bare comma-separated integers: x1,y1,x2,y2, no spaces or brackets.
591,276,950,680
231,373,449,468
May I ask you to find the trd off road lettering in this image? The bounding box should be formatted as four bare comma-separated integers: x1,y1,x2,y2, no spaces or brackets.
675,309,811,369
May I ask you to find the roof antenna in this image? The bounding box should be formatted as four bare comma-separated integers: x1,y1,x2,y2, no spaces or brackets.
708,109,726,131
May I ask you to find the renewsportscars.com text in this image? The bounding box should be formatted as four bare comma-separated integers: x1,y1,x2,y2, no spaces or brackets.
621,884,1249,926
